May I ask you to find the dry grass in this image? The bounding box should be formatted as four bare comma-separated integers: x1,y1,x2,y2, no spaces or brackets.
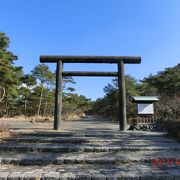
62,113,86,120
0,123,13,138
29,116,53,123
0,123,9,132
0,113,86,123
0,115,53,122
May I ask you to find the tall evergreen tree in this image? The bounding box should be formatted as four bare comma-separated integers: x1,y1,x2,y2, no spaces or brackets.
31,64,55,116
0,32,23,116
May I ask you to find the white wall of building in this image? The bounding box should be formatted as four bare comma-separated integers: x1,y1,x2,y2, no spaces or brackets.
138,103,154,114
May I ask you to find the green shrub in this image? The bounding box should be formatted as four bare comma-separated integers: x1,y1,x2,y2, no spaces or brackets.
164,120,180,140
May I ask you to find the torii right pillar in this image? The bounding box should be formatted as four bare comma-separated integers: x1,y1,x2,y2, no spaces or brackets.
118,61,127,131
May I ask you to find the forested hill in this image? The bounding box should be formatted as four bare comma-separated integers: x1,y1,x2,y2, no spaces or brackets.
92,64,180,120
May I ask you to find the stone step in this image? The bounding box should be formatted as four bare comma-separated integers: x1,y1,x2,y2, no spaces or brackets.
0,163,179,179
1,141,179,151
0,150,179,165
0,143,180,153
3,119,179,179
16,131,168,138
2,136,176,144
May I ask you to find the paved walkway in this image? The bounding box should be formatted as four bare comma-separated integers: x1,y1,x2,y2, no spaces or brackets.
0,116,179,179
5,115,118,131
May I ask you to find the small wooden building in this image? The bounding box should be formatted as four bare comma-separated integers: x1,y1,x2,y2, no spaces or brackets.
130,96,159,115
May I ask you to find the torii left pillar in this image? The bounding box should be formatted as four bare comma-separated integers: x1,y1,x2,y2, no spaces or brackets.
54,60,63,130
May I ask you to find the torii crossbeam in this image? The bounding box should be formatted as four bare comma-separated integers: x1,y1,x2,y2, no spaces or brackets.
40,55,141,131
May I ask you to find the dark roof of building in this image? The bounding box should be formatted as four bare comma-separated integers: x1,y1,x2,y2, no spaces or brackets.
130,96,159,103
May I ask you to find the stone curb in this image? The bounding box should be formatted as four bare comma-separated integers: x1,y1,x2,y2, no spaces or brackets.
0,156,154,165
0,145,180,153
2,137,176,144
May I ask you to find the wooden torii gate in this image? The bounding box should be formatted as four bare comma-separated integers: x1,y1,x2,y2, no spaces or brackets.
40,56,141,131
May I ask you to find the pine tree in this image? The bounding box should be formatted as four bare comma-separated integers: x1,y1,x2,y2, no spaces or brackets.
0,32,23,116
31,64,54,116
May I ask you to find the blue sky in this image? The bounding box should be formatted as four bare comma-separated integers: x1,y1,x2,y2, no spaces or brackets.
1,0,180,100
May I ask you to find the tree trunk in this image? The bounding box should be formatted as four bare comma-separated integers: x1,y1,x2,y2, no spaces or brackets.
5,100,9,117
43,99,48,116
0,87,6,103
2,91,9,117
37,86,43,116
24,100,27,117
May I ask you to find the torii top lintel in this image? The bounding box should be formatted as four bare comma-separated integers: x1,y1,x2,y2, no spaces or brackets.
40,55,141,64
